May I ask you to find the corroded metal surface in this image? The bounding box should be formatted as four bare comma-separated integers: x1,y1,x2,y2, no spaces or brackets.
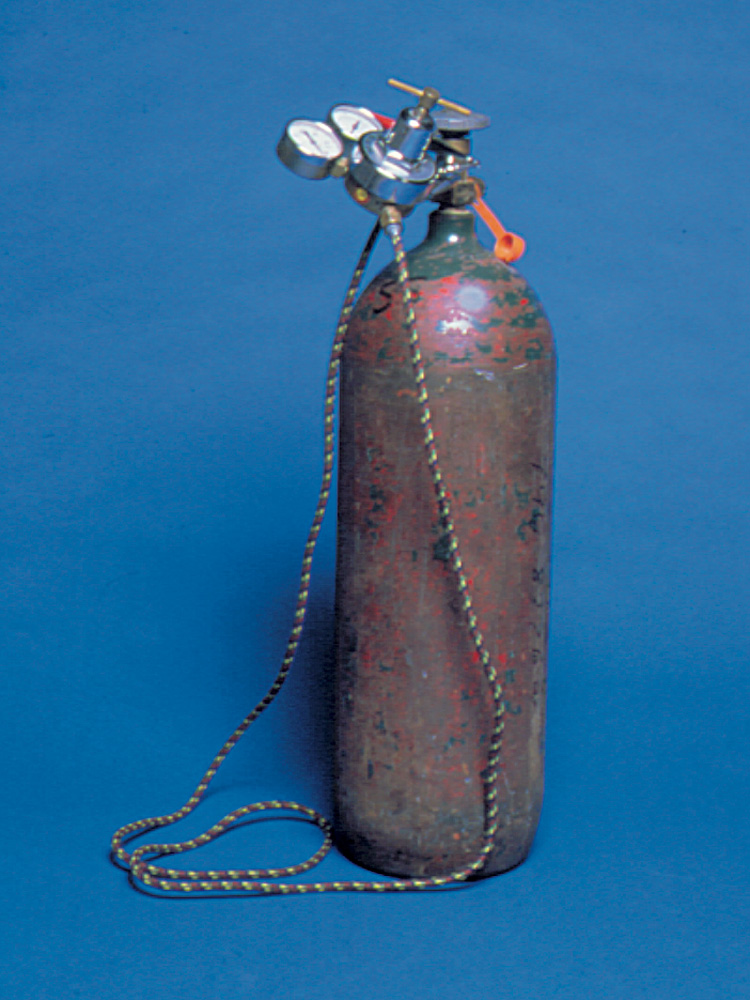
334,208,556,877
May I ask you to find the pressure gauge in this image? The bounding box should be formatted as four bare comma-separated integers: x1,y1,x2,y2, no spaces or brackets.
327,104,383,147
277,119,345,180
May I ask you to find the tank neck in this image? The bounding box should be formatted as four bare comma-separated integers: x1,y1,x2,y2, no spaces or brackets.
424,207,481,247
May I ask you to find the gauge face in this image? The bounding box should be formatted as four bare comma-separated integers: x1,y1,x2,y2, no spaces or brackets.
328,104,382,142
278,119,344,179
287,119,343,159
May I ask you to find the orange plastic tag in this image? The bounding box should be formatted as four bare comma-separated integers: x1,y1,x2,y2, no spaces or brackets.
471,192,526,263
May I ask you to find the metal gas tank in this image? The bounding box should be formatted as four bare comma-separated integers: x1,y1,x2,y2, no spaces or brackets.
334,206,556,878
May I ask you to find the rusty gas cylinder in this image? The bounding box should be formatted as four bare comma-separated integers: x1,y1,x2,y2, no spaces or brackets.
334,206,556,878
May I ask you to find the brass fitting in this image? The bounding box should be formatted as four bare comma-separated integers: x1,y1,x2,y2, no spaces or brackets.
435,176,484,208
379,205,403,230
329,156,350,179
418,86,440,111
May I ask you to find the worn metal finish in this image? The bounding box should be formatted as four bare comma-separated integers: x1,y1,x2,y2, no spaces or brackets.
334,208,556,878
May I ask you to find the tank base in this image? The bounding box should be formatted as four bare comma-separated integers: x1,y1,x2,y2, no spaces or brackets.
334,814,538,880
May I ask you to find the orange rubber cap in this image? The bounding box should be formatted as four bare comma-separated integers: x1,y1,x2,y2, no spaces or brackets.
471,189,526,263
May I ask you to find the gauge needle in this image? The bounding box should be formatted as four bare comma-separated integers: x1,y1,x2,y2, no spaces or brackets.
303,130,321,152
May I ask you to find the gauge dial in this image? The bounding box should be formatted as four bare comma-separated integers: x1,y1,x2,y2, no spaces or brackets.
327,104,383,142
277,119,344,180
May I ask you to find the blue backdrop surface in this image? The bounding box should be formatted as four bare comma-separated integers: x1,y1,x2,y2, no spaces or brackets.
2,1,748,997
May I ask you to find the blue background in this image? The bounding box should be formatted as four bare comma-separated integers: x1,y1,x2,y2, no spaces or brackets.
2,1,748,997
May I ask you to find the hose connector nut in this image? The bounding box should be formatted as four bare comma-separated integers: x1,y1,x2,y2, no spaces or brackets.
379,205,403,232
